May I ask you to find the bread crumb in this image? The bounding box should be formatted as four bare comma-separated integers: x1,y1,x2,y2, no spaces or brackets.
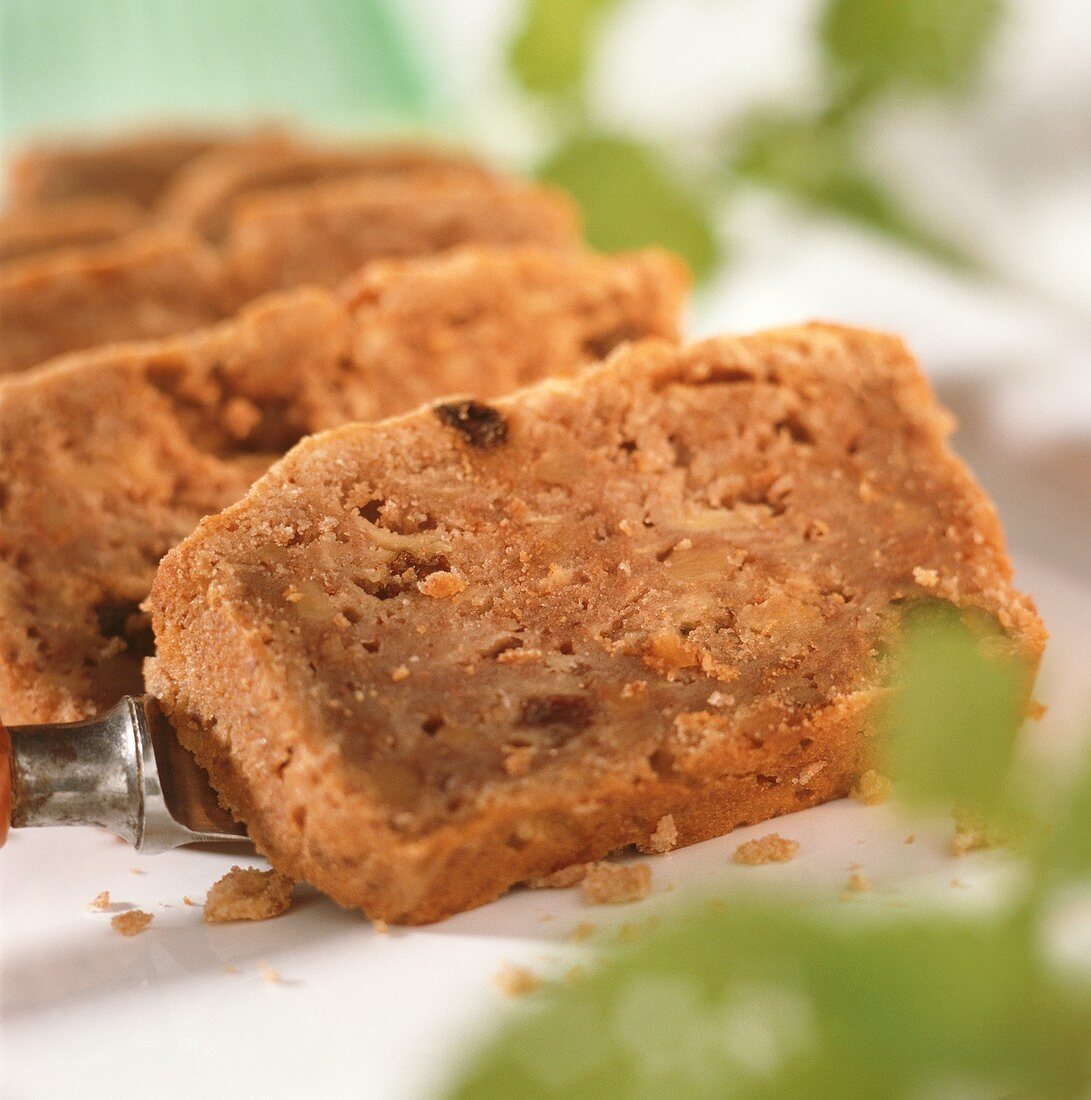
796,761,827,785
950,813,1009,856
527,862,591,890
372,918,390,934
566,921,597,943
616,922,645,944
502,745,535,776
222,965,239,974
846,871,872,893
390,664,410,682
130,867,145,875
620,679,647,698
417,570,467,598
183,895,198,906
733,833,799,865
204,866,294,923
582,862,652,905
912,566,939,588
643,814,679,854
258,961,282,984
112,910,153,936
85,891,110,912
494,962,540,997
707,691,735,708
905,835,916,845
644,631,700,674
852,769,892,806
950,878,967,889
222,396,261,439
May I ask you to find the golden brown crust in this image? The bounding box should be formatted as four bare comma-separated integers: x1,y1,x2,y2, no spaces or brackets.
146,325,1045,924
0,247,687,722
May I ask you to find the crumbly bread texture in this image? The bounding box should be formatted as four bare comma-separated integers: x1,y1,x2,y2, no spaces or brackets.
2,132,482,258
0,229,230,375
6,130,228,208
203,866,294,922
0,175,580,375
158,140,486,241
146,325,1045,924
641,813,679,854
0,197,145,264
222,175,580,299
0,246,686,722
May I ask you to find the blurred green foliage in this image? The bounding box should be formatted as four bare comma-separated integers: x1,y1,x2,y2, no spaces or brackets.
509,0,621,100
449,611,1091,1098
878,603,1028,817
731,113,975,270
508,0,1007,280
1044,737,1091,885
541,135,717,278
452,906,1089,1098
821,0,1005,98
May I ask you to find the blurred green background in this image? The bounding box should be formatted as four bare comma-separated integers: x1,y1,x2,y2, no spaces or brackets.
0,0,432,141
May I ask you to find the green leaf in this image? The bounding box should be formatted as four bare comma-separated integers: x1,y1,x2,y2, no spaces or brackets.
732,113,975,269
878,602,1031,818
1042,738,1091,884
509,0,621,100
449,898,1091,1099
820,0,1005,98
539,134,718,279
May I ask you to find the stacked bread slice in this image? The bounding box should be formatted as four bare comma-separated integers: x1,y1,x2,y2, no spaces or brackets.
1,131,579,374
0,129,1043,923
